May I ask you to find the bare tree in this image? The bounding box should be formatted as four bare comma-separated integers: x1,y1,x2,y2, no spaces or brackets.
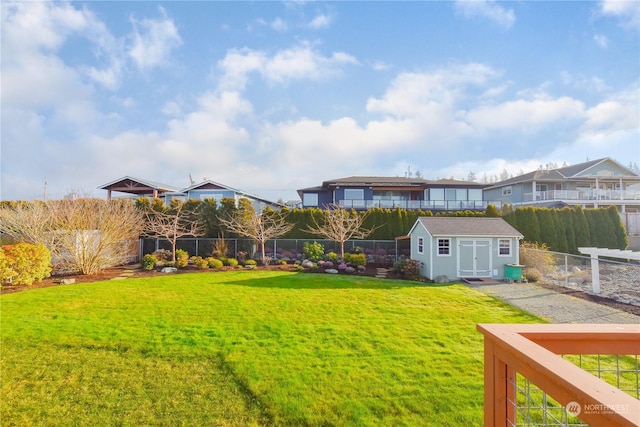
142,201,204,262
304,204,376,260
219,206,293,265
0,199,143,275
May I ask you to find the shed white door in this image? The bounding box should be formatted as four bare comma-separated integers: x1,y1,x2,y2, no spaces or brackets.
458,239,492,277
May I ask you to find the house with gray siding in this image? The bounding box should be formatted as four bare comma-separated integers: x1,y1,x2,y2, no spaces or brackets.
483,158,640,213
408,217,522,281
298,176,499,211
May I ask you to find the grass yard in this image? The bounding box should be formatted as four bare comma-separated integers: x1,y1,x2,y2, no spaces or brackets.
1,271,541,426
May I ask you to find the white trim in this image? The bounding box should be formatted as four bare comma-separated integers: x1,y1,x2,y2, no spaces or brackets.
437,238,452,256
498,239,511,257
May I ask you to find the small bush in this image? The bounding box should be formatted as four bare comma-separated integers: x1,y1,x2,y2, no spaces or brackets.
206,257,223,269
141,254,158,271
326,252,339,263
277,259,287,265
519,242,555,275
191,256,209,269
245,259,257,266
303,241,325,262
175,249,189,268
344,253,366,267
152,249,172,262
323,261,334,268
337,263,348,271
0,243,52,286
523,267,541,283
394,258,421,279
224,258,239,268
345,266,356,274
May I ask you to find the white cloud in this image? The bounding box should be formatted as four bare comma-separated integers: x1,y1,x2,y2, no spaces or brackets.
128,6,182,71
594,34,609,48
581,83,640,137
217,42,358,90
600,0,640,29
366,63,500,118
454,0,515,29
307,13,332,29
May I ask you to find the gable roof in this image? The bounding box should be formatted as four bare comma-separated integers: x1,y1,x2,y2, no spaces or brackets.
484,157,640,189
182,180,286,207
322,176,432,187
98,176,182,195
411,217,522,238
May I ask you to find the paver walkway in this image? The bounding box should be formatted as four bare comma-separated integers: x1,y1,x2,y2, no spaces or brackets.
466,281,640,324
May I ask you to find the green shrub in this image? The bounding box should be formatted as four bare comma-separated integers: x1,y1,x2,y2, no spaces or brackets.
245,259,257,266
175,249,189,268
206,257,223,269
326,252,339,263
344,253,366,267
393,258,421,279
303,241,325,262
223,258,239,267
141,254,158,271
0,243,51,286
191,256,209,269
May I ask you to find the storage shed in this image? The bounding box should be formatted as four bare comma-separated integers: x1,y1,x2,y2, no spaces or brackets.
407,217,523,281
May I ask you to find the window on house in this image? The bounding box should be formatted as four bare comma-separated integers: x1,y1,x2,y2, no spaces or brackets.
502,186,512,196
437,238,451,256
429,188,444,201
303,193,318,207
498,239,511,256
418,237,424,254
468,188,483,201
344,189,364,200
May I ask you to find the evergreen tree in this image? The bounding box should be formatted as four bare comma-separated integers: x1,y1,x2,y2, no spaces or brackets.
515,207,541,244
536,209,558,250
572,207,590,249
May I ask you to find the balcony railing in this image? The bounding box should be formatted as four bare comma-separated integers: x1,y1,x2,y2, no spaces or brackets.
337,199,502,210
524,189,640,202
477,323,639,427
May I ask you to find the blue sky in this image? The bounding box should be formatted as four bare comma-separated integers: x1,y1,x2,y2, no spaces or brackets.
1,1,639,202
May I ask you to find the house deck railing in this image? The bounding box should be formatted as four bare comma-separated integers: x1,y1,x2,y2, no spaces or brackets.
337,199,502,211
477,323,640,427
524,189,640,202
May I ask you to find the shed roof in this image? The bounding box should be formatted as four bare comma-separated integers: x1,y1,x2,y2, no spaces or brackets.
413,217,523,238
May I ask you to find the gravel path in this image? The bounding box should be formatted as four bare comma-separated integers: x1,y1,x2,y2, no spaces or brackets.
467,282,640,324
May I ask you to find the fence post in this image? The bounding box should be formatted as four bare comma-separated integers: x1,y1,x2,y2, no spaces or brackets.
590,254,601,294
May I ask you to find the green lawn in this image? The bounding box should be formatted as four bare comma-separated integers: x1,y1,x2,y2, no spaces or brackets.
1,271,541,426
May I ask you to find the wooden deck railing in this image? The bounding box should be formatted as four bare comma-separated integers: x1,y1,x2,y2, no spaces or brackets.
477,324,640,427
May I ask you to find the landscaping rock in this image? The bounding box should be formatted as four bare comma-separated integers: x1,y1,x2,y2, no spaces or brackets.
161,267,178,274
325,269,338,274
59,278,76,285
435,275,449,284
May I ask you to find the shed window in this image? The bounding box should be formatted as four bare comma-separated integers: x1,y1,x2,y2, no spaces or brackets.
437,238,451,256
417,237,424,254
498,239,511,256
